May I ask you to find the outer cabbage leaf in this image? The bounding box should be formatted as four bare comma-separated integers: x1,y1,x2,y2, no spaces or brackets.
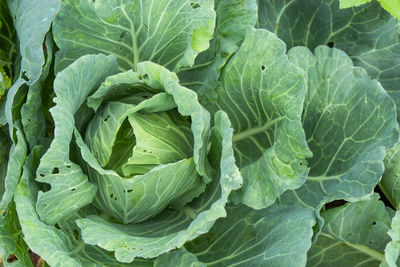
208,27,311,209
381,140,400,209
52,0,215,72
339,0,371,8
15,147,150,267
382,210,400,267
339,0,400,23
0,127,11,199
281,46,398,210
1,83,28,214
0,122,27,211
2,0,61,211
377,1,400,22
0,202,32,267
257,0,400,122
20,33,54,149
178,0,257,97
7,0,60,85
183,203,315,266
35,54,119,224
308,194,393,266
0,0,16,96
75,110,242,263
154,248,205,267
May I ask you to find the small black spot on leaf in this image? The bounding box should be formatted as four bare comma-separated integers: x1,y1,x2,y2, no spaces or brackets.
21,71,29,82
261,65,266,71
7,254,18,263
104,115,110,122
70,188,76,192
190,2,200,9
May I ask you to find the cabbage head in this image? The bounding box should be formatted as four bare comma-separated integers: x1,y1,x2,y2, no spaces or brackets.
17,53,241,264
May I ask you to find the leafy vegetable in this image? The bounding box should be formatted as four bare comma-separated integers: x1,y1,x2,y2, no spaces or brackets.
2,0,400,266
308,194,392,266
339,0,400,22
205,27,311,209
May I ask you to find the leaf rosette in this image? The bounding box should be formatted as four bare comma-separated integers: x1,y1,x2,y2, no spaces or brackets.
31,53,241,263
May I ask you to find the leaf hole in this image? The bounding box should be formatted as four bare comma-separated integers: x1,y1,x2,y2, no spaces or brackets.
7,254,18,263
190,2,200,9
372,221,376,225
104,115,110,122
55,223,61,230
21,71,29,82
70,188,76,192
66,165,71,169
39,173,45,177
143,74,149,80
327,42,334,48
52,167,59,174
261,65,266,71
324,199,346,210
127,189,133,193
110,193,114,198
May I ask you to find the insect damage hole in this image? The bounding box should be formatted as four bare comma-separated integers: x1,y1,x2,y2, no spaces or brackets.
327,42,334,48
104,115,110,122
190,2,200,9
7,254,19,263
261,65,266,71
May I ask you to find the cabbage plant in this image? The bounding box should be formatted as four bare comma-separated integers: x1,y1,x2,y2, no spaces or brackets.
2,0,400,266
